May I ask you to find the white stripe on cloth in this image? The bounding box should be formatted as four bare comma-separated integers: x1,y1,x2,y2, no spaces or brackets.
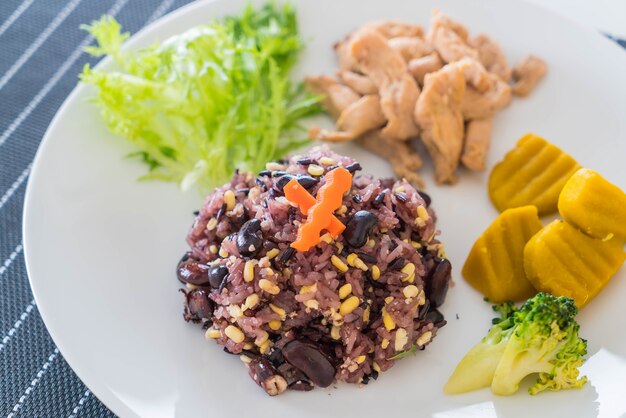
0,242,23,279
0,299,36,353
0,0,131,150
0,165,31,211
0,0,35,38
6,348,60,418
66,390,91,418
0,0,85,92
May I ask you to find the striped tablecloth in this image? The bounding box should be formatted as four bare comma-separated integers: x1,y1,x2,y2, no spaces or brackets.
0,1,624,416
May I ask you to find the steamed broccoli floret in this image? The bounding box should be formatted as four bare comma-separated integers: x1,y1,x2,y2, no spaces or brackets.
444,293,588,396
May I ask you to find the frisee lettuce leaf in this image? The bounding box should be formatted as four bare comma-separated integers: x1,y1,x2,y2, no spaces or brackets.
80,3,321,192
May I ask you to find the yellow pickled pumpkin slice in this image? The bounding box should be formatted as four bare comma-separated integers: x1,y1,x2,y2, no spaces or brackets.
558,168,626,242
462,206,542,303
524,220,626,308
489,133,581,215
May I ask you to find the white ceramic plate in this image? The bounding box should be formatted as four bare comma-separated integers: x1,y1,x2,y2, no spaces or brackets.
23,0,626,417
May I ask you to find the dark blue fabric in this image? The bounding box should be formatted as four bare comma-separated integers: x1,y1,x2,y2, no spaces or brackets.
0,1,623,415
0,1,193,416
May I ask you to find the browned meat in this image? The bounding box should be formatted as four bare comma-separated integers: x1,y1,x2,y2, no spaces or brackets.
310,95,386,142
469,34,512,81
461,118,493,171
305,75,360,119
357,130,424,188
408,53,444,86
338,71,377,95
349,29,420,141
461,73,512,120
388,36,433,62
428,10,477,63
512,55,547,97
365,20,424,39
414,62,466,184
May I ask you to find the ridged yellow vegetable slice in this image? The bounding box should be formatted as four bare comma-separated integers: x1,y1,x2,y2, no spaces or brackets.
489,133,581,215
462,206,542,302
524,220,626,308
558,168,626,242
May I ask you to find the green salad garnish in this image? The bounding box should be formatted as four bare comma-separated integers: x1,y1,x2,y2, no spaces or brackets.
80,2,321,192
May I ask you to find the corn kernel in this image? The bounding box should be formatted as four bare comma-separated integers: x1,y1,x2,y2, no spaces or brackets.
266,248,280,259
384,296,394,304
365,239,375,248
362,306,370,323
331,325,341,340
371,265,381,280
335,242,344,253
372,362,381,373
354,258,368,271
382,307,396,331
255,331,269,346
243,294,260,310
402,285,419,299
336,205,348,215
259,279,280,295
356,355,367,364
308,164,324,176
346,253,358,267
304,299,319,310
417,331,433,346
227,305,243,319
262,267,275,276
209,245,218,254
218,247,229,258
205,328,221,339
239,355,252,364
243,342,254,350
417,205,430,221
319,156,335,166
206,217,218,231
394,328,408,351
411,241,421,249
331,255,349,273
381,338,389,349
300,284,317,294
269,303,286,318
339,296,360,316
224,190,236,211
243,260,256,282
268,320,281,330
401,262,416,283
259,339,271,354
320,233,334,244
224,325,245,343
339,283,352,299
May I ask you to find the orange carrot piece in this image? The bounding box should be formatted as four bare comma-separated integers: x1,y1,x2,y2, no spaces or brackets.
289,168,352,252
283,179,345,236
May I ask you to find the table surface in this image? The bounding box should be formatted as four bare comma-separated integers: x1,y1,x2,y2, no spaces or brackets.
0,1,624,417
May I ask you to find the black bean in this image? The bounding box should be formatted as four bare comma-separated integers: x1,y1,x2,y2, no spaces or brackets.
248,358,288,396
255,178,267,190
356,252,377,264
276,247,296,265
276,159,288,164
352,194,363,203
297,158,315,165
282,340,335,388
343,210,378,248
193,210,199,216
236,188,250,195
361,374,370,385
325,164,339,172
373,190,388,206
275,175,319,192
289,380,314,391
388,256,405,270
394,192,408,203
371,369,379,380
182,289,214,323
237,219,263,258
216,203,227,221
208,265,229,289
418,191,431,207
345,162,362,173
425,309,446,327
426,258,451,308
176,251,192,283
272,171,288,177
267,348,285,366
418,299,430,320
177,260,211,286
258,170,271,177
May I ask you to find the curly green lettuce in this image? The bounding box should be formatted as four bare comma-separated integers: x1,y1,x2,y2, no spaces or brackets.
80,3,321,192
